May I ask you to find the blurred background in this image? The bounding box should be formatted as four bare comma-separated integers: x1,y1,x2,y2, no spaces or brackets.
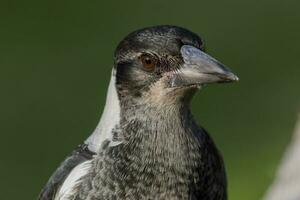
1,0,300,199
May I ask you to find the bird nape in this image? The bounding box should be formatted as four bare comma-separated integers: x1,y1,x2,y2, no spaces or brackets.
39,25,238,200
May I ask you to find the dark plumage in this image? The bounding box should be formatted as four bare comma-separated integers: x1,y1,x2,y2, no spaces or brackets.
39,25,238,200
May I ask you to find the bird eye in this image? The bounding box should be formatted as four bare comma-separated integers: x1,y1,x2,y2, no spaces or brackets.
140,54,156,71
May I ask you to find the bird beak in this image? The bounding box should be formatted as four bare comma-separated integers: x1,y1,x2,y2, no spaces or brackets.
170,45,239,87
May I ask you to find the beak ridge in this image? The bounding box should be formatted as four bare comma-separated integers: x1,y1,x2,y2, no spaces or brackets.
170,45,239,87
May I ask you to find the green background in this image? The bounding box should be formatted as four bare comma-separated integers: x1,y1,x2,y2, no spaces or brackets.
1,0,300,199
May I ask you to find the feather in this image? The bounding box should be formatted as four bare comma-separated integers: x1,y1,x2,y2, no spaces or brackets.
54,160,92,200
85,69,121,152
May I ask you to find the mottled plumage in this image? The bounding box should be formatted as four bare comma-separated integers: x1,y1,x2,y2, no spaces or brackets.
39,25,238,200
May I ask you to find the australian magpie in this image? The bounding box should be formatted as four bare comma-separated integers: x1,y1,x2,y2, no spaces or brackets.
38,25,238,200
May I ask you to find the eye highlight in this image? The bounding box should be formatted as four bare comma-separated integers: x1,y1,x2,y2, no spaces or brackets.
139,54,156,71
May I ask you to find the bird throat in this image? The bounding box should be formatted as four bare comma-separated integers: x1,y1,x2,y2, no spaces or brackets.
116,95,200,169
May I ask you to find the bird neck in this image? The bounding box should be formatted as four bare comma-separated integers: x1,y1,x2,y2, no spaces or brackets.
85,69,198,153
113,101,203,181
119,100,197,152
117,82,199,152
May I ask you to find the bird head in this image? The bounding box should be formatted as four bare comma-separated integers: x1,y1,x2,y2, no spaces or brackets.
114,25,238,106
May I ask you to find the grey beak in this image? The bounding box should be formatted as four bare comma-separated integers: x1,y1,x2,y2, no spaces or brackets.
171,45,239,87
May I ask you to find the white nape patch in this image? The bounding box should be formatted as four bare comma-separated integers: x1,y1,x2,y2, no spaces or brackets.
85,69,121,152
55,160,92,200
54,70,121,199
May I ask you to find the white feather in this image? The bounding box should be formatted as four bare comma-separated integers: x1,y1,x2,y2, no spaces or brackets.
55,69,121,199
85,69,121,152
55,160,92,200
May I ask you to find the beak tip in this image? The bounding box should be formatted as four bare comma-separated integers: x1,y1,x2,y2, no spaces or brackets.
220,72,239,82
232,74,239,82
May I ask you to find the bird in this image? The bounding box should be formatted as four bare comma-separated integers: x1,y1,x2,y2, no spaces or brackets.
38,25,238,200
